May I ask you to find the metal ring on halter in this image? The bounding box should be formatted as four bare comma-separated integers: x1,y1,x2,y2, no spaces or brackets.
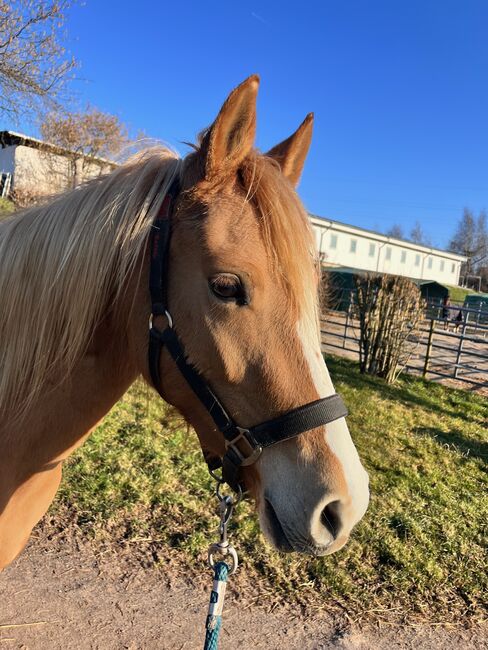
209,467,243,504
208,543,238,575
209,467,224,484
216,480,242,506
149,309,173,330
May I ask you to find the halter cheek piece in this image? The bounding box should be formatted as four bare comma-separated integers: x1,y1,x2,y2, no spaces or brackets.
148,178,348,492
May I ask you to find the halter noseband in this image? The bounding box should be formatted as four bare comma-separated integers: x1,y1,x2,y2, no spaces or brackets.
148,177,348,492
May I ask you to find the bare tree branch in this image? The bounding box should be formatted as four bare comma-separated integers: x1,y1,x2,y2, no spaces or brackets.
0,1,77,122
40,107,132,189
449,208,488,277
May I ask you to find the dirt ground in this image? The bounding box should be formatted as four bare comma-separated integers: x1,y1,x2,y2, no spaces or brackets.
1,529,485,650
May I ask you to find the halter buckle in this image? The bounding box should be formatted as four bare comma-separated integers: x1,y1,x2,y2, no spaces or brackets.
225,427,263,467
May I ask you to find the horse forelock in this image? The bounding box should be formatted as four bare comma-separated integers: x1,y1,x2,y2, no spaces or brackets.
184,148,319,329
242,154,319,324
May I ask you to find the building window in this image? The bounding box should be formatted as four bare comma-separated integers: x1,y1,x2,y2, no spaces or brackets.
330,234,338,249
427,257,433,269
369,243,375,257
385,247,392,261
400,250,407,263
415,254,421,266
350,239,357,253
440,260,445,272
451,262,455,273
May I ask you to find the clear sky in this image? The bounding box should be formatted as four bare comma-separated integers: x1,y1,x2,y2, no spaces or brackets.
16,1,488,249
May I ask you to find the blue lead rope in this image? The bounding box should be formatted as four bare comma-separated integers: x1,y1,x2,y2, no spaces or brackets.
203,561,229,650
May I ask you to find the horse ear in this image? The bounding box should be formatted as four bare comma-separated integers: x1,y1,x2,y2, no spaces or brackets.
266,113,314,186
201,75,259,178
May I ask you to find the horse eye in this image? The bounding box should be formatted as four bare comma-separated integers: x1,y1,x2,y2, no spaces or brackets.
209,273,245,302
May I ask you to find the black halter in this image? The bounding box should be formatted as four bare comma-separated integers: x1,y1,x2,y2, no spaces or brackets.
148,177,348,491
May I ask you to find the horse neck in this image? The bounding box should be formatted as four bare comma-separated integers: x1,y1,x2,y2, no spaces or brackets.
2,278,143,477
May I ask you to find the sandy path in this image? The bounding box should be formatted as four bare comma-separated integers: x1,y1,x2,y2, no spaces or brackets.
0,535,484,650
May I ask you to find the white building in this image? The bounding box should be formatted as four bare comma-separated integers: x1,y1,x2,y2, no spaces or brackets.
311,215,466,286
0,131,116,201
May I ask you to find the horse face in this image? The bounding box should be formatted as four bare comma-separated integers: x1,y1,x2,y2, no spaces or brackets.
158,77,369,556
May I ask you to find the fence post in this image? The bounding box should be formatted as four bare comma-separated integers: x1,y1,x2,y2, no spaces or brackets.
343,296,352,349
423,318,436,377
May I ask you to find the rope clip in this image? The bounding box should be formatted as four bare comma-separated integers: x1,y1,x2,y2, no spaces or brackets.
207,491,238,575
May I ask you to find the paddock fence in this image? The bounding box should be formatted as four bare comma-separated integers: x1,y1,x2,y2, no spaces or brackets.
321,295,488,390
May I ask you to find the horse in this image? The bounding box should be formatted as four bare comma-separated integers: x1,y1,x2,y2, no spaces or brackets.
0,76,369,570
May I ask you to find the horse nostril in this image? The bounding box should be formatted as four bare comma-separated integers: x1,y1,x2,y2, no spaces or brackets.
320,500,342,539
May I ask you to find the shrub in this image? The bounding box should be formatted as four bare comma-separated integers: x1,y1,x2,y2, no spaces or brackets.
354,273,424,383
0,196,15,218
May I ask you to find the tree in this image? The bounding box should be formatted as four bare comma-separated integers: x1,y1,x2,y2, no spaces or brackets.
476,210,488,263
386,224,404,239
478,266,488,293
0,1,76,121
40,107,129,188
449,208,488,277
410,221,431,246
41,107,129,159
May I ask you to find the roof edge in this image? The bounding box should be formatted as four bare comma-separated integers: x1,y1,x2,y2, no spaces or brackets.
0,130,118,168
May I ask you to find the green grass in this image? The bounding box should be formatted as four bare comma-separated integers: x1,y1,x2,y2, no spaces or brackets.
0,197,15,218
445,284,480,304
56,356,487,623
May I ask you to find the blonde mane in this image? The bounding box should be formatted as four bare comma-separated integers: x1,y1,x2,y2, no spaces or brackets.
0,148,181,422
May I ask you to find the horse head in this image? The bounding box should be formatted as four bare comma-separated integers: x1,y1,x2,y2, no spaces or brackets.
148,76,369,555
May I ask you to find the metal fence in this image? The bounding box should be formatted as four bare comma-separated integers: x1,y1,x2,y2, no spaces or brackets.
0,172,11,198
321,302,488,389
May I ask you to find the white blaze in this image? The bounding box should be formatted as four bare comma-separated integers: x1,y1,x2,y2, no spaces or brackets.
297,319,369,522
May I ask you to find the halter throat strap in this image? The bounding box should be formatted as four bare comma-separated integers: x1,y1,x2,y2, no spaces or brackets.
147,178,349,492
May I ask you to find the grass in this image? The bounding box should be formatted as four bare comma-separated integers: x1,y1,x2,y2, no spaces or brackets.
0,197,15,218
56,356,487,624
445,284,480,304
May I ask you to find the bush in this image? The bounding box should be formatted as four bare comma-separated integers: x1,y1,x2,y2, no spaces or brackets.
0,196,15,218
354,273,424,383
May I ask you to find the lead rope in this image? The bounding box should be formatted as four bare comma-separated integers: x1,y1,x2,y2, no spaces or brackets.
203,481,241,650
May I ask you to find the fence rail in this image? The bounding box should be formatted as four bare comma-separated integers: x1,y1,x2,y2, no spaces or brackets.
321,303,488,389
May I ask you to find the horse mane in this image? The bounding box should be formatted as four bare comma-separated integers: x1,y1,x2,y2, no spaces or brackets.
0,147,181,422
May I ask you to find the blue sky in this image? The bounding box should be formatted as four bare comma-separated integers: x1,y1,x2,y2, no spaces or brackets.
16,1,488,249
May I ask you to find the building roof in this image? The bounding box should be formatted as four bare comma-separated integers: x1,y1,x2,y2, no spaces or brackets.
0,130,117,168
323,266,461,292
310,214,466,262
